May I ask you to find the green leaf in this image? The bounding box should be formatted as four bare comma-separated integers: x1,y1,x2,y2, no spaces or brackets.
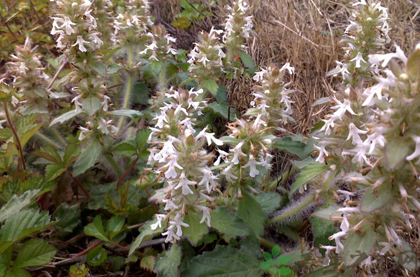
69,264,89,277
182,213,208,246
107,216,125,240
260,261,271,270
114,142,137,157
136,129,151,151
290,162,329,195
49,109,82,127
361,183,393,212
13,239,56,269
240,52,256,74
312,97,332,107
0,210,52,253
182,245,263,277
73,139,101,176
210,208,250,238
89,61,107,76
86,244,107,266
264,251,272,262
208,102,236,119
272,245,281,258
215,86,227,102
276,255,290,265
254,192,282,213
53,203,80,237
150,61,164,75
34,145,63,165
155,244,182,277
0,129,13,141
0,190,39,223
310,217,338,250
385,136,410,170
407,46,420,82
344,228,376,267
129,218,166,256
84,216,109,242
5,269,31,277
140,256,156,272
82,96,101,116
394,239,419,271
171,16,191,29
237,192,267,236
20,124,42,147
133,81,149,105
203,79,219,96
278,267,292,276
63,144,81,166
110,109,143,118
108,64,121,75
45,164,66,181
311,205,341,220
273,137,307,159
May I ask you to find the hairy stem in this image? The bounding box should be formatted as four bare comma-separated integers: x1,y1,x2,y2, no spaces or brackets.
51,127,68,146
116,46,134,134
267,193,315,225
35,131,61,148
4,102,26,170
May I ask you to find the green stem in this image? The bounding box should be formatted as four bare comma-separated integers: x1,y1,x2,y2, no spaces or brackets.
268,167,296,191
35,132,61,148
51,127,68,146
116,46,134,134
267,193,315,225
259,237,277,250
105,153,123,176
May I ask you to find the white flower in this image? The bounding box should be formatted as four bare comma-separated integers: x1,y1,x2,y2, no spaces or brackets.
172,213,189,237
331,97,356,119
329,231,347,253
407,135,420,163
350,52,366,68
314,143,329,163
197,205,211,227
98,118,117,135
337,207,360,233
346,123,367,145
174,172,196,195
280,62,294,74
242,154,261,177
151,214,166,230
164,158,183,179
231,141,246,164
368,45,407,67
72,36,90,52
198,167,218,193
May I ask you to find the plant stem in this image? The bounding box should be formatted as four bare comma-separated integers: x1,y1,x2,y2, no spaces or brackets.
105,153,123,176
4,102,26,170
47,57,69,91
66,170,90,199
267,193,315,225
268,167,296,191
73,240,103,258
116,156,139,189
258,237,277,250
35,131,61,148
116,46,134,135
51,127,68,146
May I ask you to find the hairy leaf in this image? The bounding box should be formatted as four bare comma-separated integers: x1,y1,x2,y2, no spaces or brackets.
210,208,250,238
237,192,267,237
182,213,208,246
155,244,182,277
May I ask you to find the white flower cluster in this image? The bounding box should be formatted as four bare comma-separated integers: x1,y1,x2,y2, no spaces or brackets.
223,0,253,53
140,26,178,61
51,0,106,52
148,88,222,242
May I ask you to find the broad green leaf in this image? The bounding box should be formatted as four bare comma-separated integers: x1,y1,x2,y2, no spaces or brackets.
136,129,152,151
264,251,272,262
290,162,329,195
0,190,39,223
272,245,281,258
394,239,419,271
129,218,166,256
82,96,101,116
237,192,267,236
182,213,208,246
208,102,237,119
0,210,52,253
407,46,420,82
310,217,338,251
140,256,156,272
114,142,137,157
240,52,256,74
49,109,82,127
361,183,393,212
254,192,282,213
4,269,31,277
64,144,81,166
171,16,191,29
150,61,164,75
276,255,290,266
73,139,101,176
13,239,56,269
107,216,125,240
273,137,307,159
279,267,292,275
110,109,143,118
53,203,80,237
203,79,218,96
215,86,227,102
89,61,107,76
385,136,410,170
108,64,121,75
20,124,42,147
155,244,182,277
182,245,262,277
0,129,13,141
84,216,109,242
344,228,376,266
210,208,250,238
133,81,149,105
86,244,107,266
45,164,66,181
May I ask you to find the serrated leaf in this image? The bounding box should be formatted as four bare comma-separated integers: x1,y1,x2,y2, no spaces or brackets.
361,183,393,212
129,218,166,256
84,216,109,242
155,244,182,277
385,136,410,170
276,255,290,265
260,261,271,270
240,52,256,74
237,192,267,236
110,109,143,118
86,244,107,266
4,269,31,277
49,109,82,127
34,145,63,165
73,139,101,176
136,129,151,151
82,96,101,116
210,208,250,238
53,203,80,237
310,217,338,250
182,245,262,277
13,239,56,269
107,216,125,240
0,190,39,223
203,79,218,96
208,102,236,119
140,256,156,272
64,144,81,166
0,210,52,253
69,264,89,277
0,129,13,141
254,192,282,213
114,142,137,157
182,213,208,246
290,162,329,195
279,267,292,275
264,251,272,262
344,229,376,267
45,164,66,181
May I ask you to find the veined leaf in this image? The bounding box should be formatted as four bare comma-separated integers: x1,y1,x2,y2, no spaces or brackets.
344,228,377,267
0,190,39,223
155,244,182,277
237,192,267,237
72,139,101,176
290,162,329,195
84,216,109,242
13,239,56,269
49,109,82,127
45,164,66,181
182,213,208,246
210,208,250,238
82,96,101,116
203,79,218,96
107,216,125,240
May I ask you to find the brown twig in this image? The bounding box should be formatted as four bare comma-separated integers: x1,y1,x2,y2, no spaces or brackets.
116,156,139,189
47,58,69,91
65,234,88,244
66,170,90,199
4,102,26,170
106,82,124,90
73,240,103,258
